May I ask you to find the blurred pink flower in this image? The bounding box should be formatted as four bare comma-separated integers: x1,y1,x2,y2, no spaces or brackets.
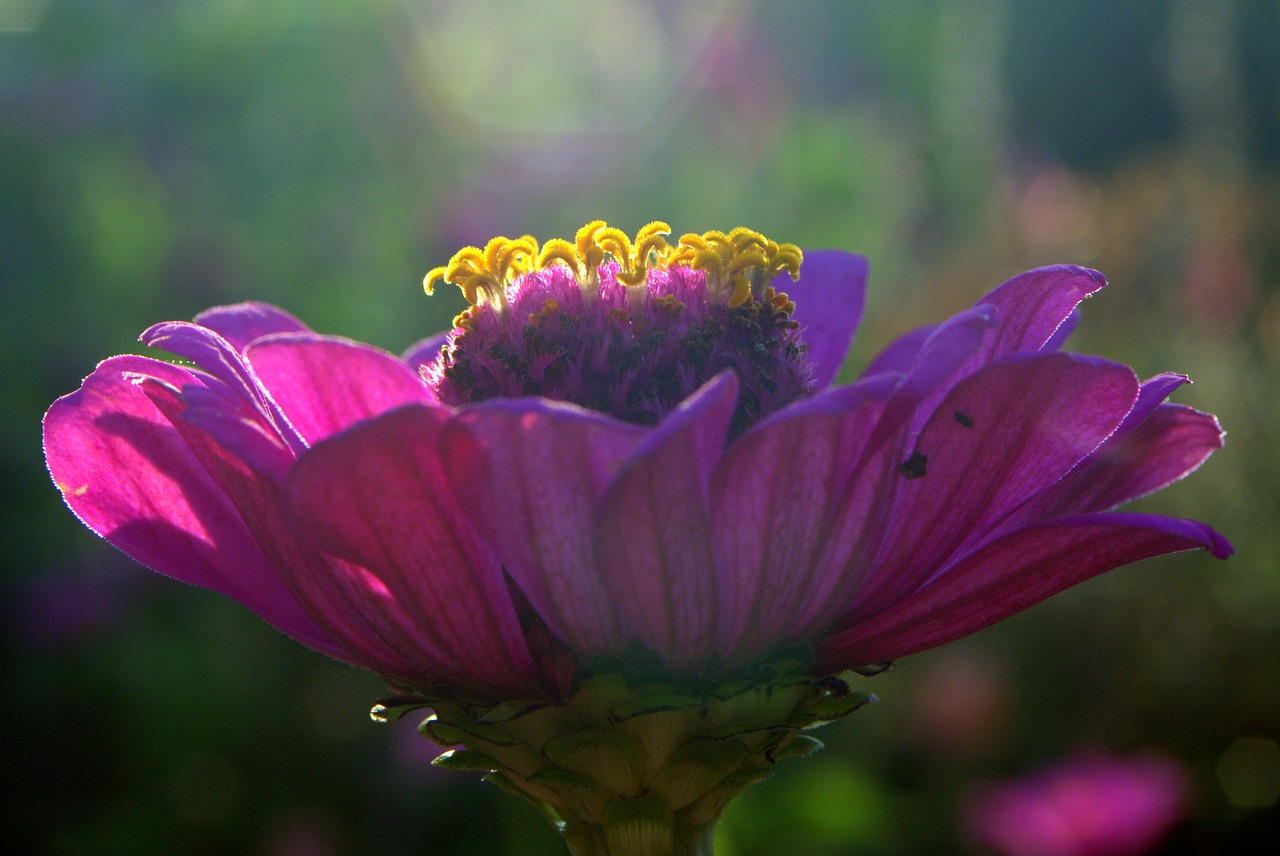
965,754,1189,856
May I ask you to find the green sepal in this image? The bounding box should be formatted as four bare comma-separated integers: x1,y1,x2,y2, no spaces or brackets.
706,718,789,741
431,748,502,771
611,692,706,720
527,767,602,789
766,734,824,762
369,694,433,723
720,765,774,786
792,691,878,728
668,737,750,769
485,772,567,831
420,713,522,747
543,730,643,762
477,698,555,724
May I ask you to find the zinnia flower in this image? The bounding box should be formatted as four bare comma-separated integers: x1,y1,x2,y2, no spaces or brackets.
964,753,1189,856
44,222,1229,856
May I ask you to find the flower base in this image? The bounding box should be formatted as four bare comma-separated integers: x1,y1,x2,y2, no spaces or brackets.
373,652,875,856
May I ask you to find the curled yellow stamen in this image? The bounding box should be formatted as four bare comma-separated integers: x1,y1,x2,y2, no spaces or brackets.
423,221,803,310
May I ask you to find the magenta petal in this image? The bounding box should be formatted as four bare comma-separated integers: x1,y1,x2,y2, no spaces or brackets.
595,372,738,667
819,513,1232,669
142,320,304,455
42,355,338,654
245,334,433,445
442,400,647,657
775,250,868,389
168,383,295,481
711,375,898,661
851,353,1139,618
284,404,540,696
193,302,310,351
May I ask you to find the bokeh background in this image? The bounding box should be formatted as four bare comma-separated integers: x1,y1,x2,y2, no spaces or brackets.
4,0,1279,853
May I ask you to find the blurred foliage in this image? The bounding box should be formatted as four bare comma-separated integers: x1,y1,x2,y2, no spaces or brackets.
3,0,1279,853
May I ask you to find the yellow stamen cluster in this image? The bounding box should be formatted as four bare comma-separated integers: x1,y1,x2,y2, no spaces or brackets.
423,221,803,310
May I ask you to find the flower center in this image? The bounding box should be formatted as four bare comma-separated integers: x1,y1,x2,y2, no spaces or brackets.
422,221,816,436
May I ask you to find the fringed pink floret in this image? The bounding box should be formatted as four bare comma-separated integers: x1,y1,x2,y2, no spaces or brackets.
422,222,816,437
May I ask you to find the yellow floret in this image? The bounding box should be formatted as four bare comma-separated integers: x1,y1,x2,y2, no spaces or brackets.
423,221,802,310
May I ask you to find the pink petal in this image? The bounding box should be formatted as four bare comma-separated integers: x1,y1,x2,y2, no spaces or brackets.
141,320,305,456
284,404,540,696
775,250,868,389
137,375,430,677
850,353,1139,619
172,383,295,481
441,399,647,657
819,513,1231,669
595,372,738,668
245,333,433,445
710,375,898,662
192,302,310,351
42,355,339,656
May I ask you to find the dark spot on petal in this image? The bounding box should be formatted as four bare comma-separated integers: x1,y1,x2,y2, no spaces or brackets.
954,410,974,428
899,452,927,479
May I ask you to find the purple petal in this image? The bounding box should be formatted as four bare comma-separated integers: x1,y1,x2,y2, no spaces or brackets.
776,250,869,389
284,404,540,696
808,306,999,600
441,399,647,657
864,303,998,458
710,375,899,661
860,323,936,378
972,265,1106,359
1046,402,1224,516
245,334,433,445
595,372,738,668
1004,373,1222,520
403,331,450,375
849,352,1139,620
1043,307,1081,351
42,355,339,656
910,266,1107,434
819,513,1232,669
192,302,310,351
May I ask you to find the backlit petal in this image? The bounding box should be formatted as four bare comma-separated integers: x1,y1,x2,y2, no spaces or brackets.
284,404,540,696
777,250,869,389
246,333,433,445
819,513,1232,669
442,399,647,657
595,372,738,667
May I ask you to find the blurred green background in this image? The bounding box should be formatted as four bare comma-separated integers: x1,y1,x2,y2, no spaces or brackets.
4,0,1279,853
